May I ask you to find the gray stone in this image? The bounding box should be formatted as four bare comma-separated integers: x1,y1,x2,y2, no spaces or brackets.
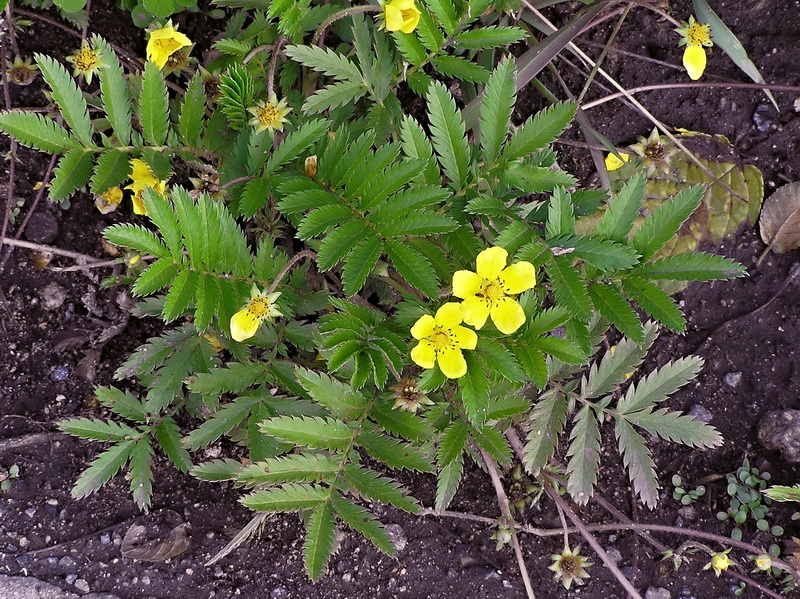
645,587,671,599
688,404,712,423
677,506,697,522
40,282,68,311
758,410,800,462
604,547,623,567
0,575,119,599
74,579,90,593
723,372,742,388
384,523,407,553
25,212,59,244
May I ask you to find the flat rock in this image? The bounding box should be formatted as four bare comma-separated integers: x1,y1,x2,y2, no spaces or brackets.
0,575,120,599
758,410,800,462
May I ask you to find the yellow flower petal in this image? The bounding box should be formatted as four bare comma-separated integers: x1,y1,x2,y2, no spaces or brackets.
490,297,527,335
459,295,491,329
384,5,405,31
452,270,482,299
476,246,507,279
499,261,536,294
451,325,478,350
438,347,467,379
383,0,421,33
147,25,192,69
410,314,436,340
683,45,706,81
604,152,630,172
131,193,147,215
411,340,436,369
434,302,464,328
230,308,261,342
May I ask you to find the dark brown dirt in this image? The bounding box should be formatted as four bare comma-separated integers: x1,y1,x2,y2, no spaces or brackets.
2,1,800,598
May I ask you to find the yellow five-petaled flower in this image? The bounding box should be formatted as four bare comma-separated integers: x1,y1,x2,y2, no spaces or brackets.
247,93,292,133
703,549,732,576
383,0,421,33
410,303,477,379
147,24,192,70
675,16,713,81
66,42,106,85
230,285,283,342
452,246,536,335
125,159,168,216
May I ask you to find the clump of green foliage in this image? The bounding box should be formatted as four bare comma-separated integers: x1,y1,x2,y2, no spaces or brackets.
0,0,750,585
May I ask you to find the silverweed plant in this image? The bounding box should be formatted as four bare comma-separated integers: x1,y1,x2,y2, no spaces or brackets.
0,0,777,594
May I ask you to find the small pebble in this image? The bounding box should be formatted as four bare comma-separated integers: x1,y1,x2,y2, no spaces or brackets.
65,574,78,585
39,557,59,567
688,404,712,423
385,523,407,553
59,556,77,568
677,506,697,521
39,282,68,311
74,579,90,593
49,365,70,382
342,572,352,583
753,104,774,132
270,586,287,598
24,507,37,518
101,533,112,545
724,372,742,388
605,547,623,566
645,588,671,599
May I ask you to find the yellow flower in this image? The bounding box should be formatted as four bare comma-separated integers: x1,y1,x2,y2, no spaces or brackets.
452,246,536,335
247,94,292,133
751,553,774,572
95,186,123,214
675,16,712,80
230,285,282,342
410,303,477,379
604,151,630,172
66,42,106,84
703,549,732,576
146,24,192,70
124,159,167,216
383,0,421,33
549,545,592,589
682,45,707,81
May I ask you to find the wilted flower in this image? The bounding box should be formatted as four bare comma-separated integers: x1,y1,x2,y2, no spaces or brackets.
304,155,318,178
247,93,292,133
452,246,536,335
382,0,421,33
675,16,713,81
751,553,774,572
7,56,38,86
549,545,592,589
628,128,678,177
703,549,732,576
410,303,477,379
146,23,192,70
95,186,123,214
230,285,282,342
390,378,433,413
125,159,167,215
66,42,106,84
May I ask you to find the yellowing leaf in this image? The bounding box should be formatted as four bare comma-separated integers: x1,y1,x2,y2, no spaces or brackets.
759,182,800,254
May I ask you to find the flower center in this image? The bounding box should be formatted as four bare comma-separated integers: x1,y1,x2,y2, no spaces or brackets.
479,279,507,306
256,104,280,127
166,50,187,68
687,23,711,46
429,326,456,354
400,8,415,21
643,142,665,162
248,296,272,318
75,49,100,71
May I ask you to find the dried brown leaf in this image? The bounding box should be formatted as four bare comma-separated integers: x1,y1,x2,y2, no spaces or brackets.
759,182,800,254
121,509,191,561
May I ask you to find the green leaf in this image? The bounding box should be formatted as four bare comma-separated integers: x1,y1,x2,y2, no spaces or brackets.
304,502,337,580
547,254,592,319
178,73,206,146
427,81,470,191
566,405,601,505
460,353,490,426
615,419,658,509
190,458,243,482
95,386,146,422
432,55,489,83
239,454,338,485
155,418,193,473
626,408,723,448
161,270,197,322
35,54,94,146
454,26,527,50
58,418,139,441
438,420,468,467
524,390,568,474
426,0,457,33
93,36,132,145
378,213,458,237
71,440,135,499
392,30,427,65
260,416,353,451
90,149,130,196
385,240,439,298
139,62,169,146
263,118,329,176
399,116,440,185
546,187,575,239
631,185,703,258
415,9,445,52
343,236,383,296
476,339,527,383
295,368,367,420
526,306,571,336
358,424,435,472
371,399,434,442
587,283,643,343
241,483,328,512
501,164,577,194
342,465,419,513
316,220,371,271
529,335,586,364
472,424,512,465
500,102,576,163
132,258,180,296
480,57,515,168
435,454,463,510
182,395,262,450
512,344,547,388
284,44,362,81
548,235,640,271
331,494,395,555
303,80,368,114
50,150,94,201
129,439,153,510
596,171,645,242
621,277,686,332
0,111,80,153
633,253,747,281
617,356,704,414
218,64,253,130
193,274,218,331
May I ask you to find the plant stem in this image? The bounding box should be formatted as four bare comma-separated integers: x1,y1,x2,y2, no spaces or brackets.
312,5,382,46
1,237,106,263
266,249,316,294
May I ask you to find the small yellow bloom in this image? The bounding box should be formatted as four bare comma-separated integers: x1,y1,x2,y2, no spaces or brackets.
682,45,707,81
452,246,536,335
146,24,192,70
604,151,630,172
247,94,292,133
66,42,106,84
751,553,774,572
549,545,592,589
124,159,167,216
703,549,732,576
410,303,478,379
383,0,421,33
675,16,712,81
230,285,282,342
95,186,124,214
